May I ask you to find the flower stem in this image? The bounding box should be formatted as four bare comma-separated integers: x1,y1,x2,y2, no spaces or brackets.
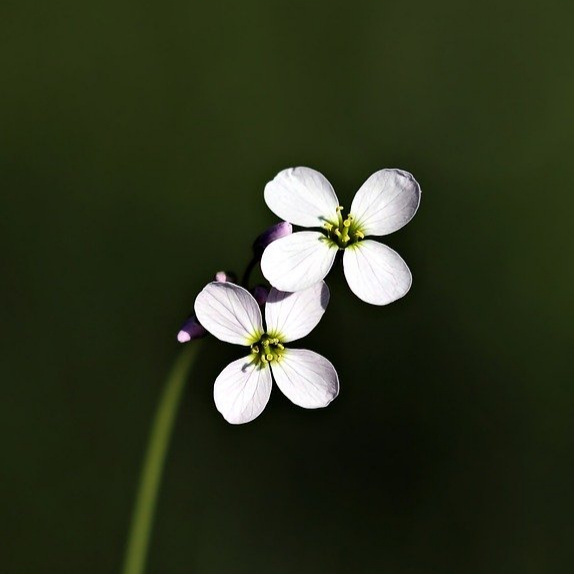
241,256,258,288
121,344,199,574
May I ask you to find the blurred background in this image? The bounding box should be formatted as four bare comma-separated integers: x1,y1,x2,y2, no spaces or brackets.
2,0,573,572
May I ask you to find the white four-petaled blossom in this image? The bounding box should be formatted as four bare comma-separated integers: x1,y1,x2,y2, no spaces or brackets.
261,167,421,305
194,281,338,424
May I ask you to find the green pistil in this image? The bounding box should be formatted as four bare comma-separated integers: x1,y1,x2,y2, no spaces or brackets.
251,334,285,365
322,206,364,249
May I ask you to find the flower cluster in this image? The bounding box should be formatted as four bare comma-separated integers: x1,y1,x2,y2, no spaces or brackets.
178,167,421,424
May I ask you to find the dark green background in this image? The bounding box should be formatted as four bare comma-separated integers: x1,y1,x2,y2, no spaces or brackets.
2,0,573,572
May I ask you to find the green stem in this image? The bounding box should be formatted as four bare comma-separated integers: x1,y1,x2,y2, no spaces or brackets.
121,344,199,574
241,256,258,288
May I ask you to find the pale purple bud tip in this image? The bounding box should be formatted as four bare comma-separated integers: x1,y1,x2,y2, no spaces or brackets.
252,285,269,307
177,314,207,344
214,270,237,283
177,330,191,343
253,221,293,256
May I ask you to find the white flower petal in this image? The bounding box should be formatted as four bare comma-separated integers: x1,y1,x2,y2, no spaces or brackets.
350,169,421,236
264,167,340,228
271,349,339,409
343,240,412,305
214,356,272,424
261,231,338,292
265,282,330,343
194,282,263,345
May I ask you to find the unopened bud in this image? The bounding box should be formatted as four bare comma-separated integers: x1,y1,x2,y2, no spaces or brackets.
177,314,207,343
214,271,237,283
252,285,269,307
252,221,292,257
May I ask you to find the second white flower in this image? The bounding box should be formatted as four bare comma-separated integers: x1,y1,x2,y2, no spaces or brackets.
194,280,339,424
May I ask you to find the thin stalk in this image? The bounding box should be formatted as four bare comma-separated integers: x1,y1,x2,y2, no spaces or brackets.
241,256,258,288
121,344,199,574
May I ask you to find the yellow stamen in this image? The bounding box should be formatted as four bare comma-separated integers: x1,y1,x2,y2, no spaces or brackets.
336,206,344,227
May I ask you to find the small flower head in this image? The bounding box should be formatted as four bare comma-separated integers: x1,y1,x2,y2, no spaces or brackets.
194,281,338,424
260,167,421,305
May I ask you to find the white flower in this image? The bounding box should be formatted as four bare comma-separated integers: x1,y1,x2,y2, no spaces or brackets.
194,280,339,424
260,167,421,305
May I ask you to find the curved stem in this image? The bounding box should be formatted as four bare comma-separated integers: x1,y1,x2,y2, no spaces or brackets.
121,344,199,574
241,256,258,289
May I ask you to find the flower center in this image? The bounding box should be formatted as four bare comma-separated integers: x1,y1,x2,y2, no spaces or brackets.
321,206,365,249
250,334,285,365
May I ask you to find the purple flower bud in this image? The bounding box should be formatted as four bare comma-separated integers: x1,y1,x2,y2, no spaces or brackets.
252,221,292,257
251,285,269,307
214,270,237,283
177,314,207,343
